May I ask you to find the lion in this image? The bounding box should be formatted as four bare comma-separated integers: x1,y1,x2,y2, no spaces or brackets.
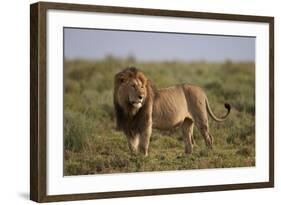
114,67,231,156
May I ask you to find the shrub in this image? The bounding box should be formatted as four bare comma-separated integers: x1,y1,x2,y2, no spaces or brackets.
64,111,92,152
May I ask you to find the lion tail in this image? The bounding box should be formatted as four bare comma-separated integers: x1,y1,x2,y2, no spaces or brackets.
205,98,231,122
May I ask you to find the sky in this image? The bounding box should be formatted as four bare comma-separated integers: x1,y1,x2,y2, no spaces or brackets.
64,27,255,62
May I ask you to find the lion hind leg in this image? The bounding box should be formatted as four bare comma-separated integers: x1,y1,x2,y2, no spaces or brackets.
208,131,214,145
182,118,194,154
191,135,197,147
196,121,213,149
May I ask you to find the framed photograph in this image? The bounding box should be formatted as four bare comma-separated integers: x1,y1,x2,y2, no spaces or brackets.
30,1,274,202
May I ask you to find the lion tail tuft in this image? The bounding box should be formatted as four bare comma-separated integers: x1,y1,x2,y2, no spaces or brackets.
206,99,231,122
224,103,231,112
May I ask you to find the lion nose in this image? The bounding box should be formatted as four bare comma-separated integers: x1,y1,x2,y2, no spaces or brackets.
138,95,143,100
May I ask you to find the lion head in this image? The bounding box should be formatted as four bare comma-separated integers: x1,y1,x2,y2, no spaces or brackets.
113,67,154,132
116,68,148,109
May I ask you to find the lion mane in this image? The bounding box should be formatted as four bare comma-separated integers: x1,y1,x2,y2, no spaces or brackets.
114,67,154,137
114,67,231,156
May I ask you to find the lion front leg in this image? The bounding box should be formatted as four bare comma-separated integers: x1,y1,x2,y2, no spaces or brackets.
127,134,140,154
139,124,152,156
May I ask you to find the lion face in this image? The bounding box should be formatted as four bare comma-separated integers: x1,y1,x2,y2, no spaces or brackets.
118,76,147,109
115,67,148,111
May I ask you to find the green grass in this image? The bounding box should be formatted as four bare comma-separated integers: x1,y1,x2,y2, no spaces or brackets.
63,57,255,175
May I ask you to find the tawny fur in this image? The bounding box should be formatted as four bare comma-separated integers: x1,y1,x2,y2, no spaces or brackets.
114,67,231,156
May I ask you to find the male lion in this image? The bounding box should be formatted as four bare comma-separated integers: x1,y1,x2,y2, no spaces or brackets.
114,67,231,156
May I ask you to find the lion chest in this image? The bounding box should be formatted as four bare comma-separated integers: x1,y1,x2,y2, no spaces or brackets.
152,86,191,130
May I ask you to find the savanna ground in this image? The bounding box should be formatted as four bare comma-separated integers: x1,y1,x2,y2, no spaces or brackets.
64,57,255,176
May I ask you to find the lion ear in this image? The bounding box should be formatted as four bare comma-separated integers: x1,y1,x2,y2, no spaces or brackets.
114,73,125,87
119,77,125,83
116,74,126,84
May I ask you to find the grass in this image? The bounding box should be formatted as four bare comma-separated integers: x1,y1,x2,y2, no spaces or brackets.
63,57,255,176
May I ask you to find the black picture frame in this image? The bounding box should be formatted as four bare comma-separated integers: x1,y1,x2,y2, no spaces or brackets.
30,1,274,202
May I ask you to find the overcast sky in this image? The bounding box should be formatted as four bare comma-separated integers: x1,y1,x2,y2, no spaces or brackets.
64,28,255,62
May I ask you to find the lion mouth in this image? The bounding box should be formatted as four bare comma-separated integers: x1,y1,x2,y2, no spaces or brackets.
129,100,143,108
